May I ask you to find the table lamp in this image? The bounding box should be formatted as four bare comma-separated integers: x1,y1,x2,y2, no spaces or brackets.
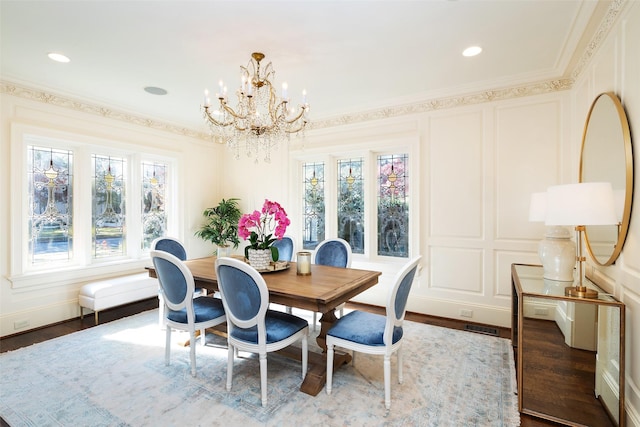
529,192,575,281
545,182,618,298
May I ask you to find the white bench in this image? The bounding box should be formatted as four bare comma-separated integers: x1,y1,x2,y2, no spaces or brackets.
79,273,159,325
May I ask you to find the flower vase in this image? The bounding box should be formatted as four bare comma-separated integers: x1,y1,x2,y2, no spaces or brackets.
247,248,271,270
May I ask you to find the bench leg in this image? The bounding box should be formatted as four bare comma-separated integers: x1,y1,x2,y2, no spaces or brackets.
80,306,84,319
94,311,99,325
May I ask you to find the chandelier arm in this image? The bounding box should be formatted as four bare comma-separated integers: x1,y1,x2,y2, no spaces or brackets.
285,120,308,134
284,106,308,124
203,106,235,127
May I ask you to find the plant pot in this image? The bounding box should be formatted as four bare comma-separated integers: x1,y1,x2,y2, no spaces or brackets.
217,245,232,258
247,248,271,270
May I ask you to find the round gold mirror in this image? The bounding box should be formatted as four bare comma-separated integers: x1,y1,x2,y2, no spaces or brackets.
579,92,633,266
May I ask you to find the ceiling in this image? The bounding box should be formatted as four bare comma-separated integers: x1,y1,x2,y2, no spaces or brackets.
1,1,603,134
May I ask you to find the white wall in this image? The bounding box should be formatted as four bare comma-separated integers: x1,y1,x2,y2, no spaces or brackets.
571,2,640,426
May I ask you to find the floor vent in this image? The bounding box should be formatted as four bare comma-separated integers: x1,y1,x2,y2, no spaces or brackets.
464,324,499,337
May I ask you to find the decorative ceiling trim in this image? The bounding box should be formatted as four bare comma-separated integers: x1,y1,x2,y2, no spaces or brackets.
0,81,214,141
309,78,574,130
570,0,624,81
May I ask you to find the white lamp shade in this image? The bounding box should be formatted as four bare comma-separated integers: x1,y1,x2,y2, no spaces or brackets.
545,182,618,226
528,192,547,222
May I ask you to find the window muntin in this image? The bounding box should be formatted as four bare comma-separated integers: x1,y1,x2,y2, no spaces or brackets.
141,161,168,250
28,146,73,264
302,162,325,250
377,154,409,257
337,158,364,254
92,155,127,258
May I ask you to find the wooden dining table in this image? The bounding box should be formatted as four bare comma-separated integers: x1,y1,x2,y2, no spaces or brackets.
148,255,381,396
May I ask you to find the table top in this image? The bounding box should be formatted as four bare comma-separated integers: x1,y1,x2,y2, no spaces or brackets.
153,256,382,314
511,263,622,305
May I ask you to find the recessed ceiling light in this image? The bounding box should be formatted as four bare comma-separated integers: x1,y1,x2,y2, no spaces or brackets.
462,46,482,57
48,52,70,63
144,86,168,96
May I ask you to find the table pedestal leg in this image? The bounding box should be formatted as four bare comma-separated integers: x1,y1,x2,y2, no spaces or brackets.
300,309,352,396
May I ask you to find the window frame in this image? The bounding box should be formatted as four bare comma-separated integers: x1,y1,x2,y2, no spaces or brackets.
291,133,420,266
9,124,181,289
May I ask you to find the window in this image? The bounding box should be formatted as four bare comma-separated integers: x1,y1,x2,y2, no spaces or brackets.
377,154,409,257
298,143,415,262
141,162,168,250
302,162,325,250
28,146,73,264
337,158,364,254
13,131,178,282
92,155,126,258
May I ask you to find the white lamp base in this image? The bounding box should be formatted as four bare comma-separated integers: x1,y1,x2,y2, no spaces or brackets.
539,226,575,282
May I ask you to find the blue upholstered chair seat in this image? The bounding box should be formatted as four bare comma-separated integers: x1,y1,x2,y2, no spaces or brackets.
327,310,403,346
167,296,225,324
230,310,308,344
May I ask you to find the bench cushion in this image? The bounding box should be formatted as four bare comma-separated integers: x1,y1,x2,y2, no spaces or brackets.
79,273,159,312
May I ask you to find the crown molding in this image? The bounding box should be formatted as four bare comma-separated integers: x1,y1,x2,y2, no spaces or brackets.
570,0,625,81
0,81,214,141
309,78,574,130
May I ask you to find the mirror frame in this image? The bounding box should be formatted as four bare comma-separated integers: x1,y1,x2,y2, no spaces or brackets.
579,92,633,266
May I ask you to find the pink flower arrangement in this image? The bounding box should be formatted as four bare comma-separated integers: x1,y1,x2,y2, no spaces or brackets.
238,199,290,260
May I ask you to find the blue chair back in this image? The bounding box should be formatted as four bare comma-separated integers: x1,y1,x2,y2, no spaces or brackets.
215,257,269,333
313,238,352,268
150,250,194,311
384,256,422,344
272,236,294,262
152,237,187,261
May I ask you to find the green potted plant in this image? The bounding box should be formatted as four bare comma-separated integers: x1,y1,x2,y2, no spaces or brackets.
195,198,242,257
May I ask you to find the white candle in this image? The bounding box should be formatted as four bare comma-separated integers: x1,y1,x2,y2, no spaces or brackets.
296,251,311,276
282,82,288,100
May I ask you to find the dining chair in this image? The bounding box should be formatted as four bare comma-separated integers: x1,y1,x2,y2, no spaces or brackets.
215,257,309,407
151,236,207,329
271,235,294,262
325,255,421,410
309,238,353,329
150,250,226,377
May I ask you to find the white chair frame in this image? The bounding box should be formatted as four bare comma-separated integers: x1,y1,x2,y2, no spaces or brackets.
215,257,309,407
150,250,226,377
326,256,421,410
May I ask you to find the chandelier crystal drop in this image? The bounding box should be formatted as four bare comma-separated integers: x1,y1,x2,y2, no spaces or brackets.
202,52,310,163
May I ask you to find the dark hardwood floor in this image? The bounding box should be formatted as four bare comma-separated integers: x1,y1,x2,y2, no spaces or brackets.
0,299,613,427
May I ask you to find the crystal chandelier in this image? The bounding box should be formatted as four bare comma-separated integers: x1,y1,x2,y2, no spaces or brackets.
203,52,310,163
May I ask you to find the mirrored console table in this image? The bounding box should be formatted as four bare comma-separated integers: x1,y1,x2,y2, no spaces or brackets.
511,264,625,426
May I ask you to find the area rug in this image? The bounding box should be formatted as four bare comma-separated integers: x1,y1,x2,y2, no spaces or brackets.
0,309,520,426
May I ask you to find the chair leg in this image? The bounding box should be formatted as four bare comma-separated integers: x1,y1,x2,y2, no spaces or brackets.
398,346,403,384
189,329,197,377
226,344,234,391
326,342,334,395
165,326,172,366
301,334,308,379
158,294,165,329
384,354,391,410
259,352,268,407
286,306,292,314
312,312,317,332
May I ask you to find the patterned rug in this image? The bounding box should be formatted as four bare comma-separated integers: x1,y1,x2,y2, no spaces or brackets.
0,309,520,426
